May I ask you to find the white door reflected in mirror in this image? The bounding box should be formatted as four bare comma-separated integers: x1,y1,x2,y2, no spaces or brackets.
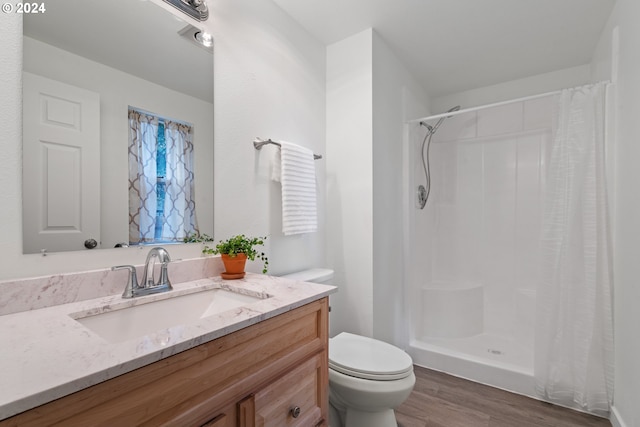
22,72,101,253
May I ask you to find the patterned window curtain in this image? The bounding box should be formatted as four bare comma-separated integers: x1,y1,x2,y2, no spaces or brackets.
128,109,159,244
162,120,199,241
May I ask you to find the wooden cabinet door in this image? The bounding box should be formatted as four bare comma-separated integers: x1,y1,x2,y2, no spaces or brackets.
237,395,256,427
200,413,229,427
250,354,324,427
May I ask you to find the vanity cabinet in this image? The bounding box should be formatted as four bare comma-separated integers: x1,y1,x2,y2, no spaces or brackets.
0,298,329,427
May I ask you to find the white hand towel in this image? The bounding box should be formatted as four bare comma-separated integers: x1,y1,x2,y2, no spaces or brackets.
271,145,282,182
272,141,317,235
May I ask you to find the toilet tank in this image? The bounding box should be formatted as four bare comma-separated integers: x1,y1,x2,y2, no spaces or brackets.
281,268,334,285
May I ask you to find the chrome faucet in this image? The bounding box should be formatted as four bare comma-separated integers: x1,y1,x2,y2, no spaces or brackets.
112,247,173,298
141,247,172,289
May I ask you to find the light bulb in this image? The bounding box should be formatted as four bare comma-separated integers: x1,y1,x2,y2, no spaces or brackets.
195,31,213,47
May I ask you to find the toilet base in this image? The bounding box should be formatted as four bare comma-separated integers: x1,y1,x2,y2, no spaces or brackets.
329,402,342,427
344,407,397,427
330,395,400,427
329,367,415,427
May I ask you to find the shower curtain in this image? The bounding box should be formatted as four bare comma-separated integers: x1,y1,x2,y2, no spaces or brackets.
535,82,614,413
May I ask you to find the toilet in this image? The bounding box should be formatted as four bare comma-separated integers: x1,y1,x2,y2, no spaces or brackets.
282,269,415,427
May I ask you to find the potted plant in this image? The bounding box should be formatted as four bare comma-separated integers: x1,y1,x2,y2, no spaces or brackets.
203,234,269,279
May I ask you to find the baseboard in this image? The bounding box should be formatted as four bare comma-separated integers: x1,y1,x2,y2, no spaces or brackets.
610,405,628,427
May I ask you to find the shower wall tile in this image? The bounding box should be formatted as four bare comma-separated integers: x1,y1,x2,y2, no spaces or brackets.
515,133,545,291
482,137,517,335
413,128,427,198
431,142,458,205
423,220,437,284
455,142,484,281
432,203,459,281
433,112,477,142
477,103,523,137
515,288,536,351
524,95,555,130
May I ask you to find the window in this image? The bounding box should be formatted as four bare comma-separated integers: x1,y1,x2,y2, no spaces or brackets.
128,108,199,244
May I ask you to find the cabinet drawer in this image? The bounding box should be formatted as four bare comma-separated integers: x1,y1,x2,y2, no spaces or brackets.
253,354,324,427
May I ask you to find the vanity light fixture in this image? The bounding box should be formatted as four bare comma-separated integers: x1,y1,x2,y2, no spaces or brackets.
178,25,213,52
195,30,213,48
162,0,208,21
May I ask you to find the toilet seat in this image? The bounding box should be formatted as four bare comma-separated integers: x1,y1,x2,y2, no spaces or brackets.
329,332,413,381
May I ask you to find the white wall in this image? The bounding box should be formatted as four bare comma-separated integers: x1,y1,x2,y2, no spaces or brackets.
431,65,590,113
23,37,214,250
326,28,430,340
326,29,374,338
0,0,326,280
372,31,430,345
208,0,326,275
591,1,640,426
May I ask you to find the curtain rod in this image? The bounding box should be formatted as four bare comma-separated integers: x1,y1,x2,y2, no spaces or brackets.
128,106,193,127
409,81,611,124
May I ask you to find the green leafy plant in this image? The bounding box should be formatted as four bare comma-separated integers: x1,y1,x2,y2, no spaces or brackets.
203,234,269,274
183,232,214,243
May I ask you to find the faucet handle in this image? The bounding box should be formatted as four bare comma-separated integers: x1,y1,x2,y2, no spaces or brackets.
112,265,139,298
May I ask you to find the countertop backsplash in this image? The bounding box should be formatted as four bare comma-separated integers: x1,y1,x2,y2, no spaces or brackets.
0,256,224,316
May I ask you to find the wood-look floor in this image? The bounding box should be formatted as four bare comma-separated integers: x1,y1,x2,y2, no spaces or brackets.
395,366,612,427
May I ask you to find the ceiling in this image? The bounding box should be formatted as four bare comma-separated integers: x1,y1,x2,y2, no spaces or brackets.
272,0,616,98
23,0,213,103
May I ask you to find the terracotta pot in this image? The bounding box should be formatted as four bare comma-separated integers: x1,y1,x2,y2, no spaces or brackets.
221,253,247,279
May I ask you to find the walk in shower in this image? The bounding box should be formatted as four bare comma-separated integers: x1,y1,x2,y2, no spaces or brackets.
406,96,552,396
405,84,614,413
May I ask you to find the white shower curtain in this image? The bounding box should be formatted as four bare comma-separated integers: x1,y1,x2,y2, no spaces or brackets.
535,82,614,414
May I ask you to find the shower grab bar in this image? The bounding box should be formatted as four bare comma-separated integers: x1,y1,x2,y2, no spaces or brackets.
253,137,322,160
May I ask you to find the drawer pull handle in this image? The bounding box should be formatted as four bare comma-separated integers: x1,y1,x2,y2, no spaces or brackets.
290,406,301,418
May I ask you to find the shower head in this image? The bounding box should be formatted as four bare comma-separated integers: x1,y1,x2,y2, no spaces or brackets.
420,105,461,135
421,122,435,132
417,105,462,210
432,105,461,133
446,105,461,116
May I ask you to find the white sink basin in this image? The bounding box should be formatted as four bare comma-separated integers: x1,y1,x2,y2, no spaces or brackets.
74,289,264,343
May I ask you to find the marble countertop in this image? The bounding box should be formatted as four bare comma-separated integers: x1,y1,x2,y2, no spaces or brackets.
0,273,336,420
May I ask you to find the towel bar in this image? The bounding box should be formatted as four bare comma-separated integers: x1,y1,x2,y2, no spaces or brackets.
253,138,322,160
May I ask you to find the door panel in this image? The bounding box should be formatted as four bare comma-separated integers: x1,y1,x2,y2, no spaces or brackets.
23,72,100,253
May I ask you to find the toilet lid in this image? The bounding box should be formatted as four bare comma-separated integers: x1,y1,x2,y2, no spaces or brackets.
329,332,413,381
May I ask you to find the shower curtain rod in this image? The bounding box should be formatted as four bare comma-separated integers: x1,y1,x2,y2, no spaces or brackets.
409,81,611,124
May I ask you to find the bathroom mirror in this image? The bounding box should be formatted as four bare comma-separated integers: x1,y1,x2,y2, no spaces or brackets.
22,0,214,254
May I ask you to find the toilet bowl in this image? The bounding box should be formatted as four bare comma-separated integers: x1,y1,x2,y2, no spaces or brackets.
281,269,415,427
329,332,415,427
